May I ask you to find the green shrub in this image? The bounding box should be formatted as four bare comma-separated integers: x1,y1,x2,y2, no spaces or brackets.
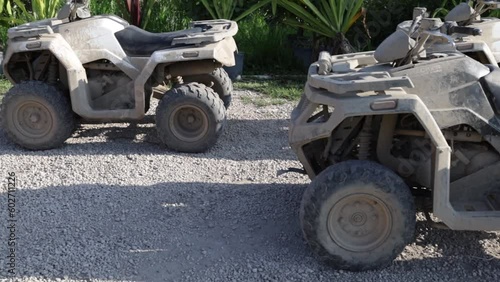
235,12,303,74
357,0,456,49
140,1,191,32
178,0,271,21
0,25,7,46
0,0,64,26
431,0,466,18
90,0,191,32
0,0,65,47
90,1,125,17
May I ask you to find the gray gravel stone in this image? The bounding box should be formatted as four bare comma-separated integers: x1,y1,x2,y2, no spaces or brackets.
0,90,499,282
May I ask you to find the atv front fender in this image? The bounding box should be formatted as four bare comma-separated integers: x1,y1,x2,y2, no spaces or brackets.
289,87,450,179
3,33,94,119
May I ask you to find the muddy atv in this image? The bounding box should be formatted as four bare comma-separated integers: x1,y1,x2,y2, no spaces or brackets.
289,15,500,271
399,1,500,65
0,0,237,152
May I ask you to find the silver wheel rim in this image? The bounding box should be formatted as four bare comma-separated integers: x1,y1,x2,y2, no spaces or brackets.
327,193,392,252
168,105,209,142
13,101,53,138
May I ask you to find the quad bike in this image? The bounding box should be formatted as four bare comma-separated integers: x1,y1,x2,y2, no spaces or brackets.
289,13,500,271
0,0,237,152
399,0,500,65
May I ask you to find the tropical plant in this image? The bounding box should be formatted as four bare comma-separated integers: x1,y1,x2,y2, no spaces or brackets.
432,0,469,18
0,0,64,26
30,0,61,19
275,0,365,54
200,0,276,21
90,0,123,14
95,0,189,32
235,11,302,73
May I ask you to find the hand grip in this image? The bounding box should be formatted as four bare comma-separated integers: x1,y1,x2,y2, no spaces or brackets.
449,26,482,36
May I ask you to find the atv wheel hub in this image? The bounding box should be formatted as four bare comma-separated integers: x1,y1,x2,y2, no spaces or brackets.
15,102,53,138
169,105,209,142
328,194,392,252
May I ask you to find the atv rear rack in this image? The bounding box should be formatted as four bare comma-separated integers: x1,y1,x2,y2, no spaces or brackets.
308,51,415,94
7,18,238,46
171,20,238,46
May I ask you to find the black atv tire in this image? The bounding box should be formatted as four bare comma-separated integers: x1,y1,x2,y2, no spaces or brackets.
300,160,416,271
183,68,232,109
155,82,226,153
0,81,76,150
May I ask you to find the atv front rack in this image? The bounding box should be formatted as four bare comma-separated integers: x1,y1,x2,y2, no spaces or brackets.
308,51,415,94
7,19,60,39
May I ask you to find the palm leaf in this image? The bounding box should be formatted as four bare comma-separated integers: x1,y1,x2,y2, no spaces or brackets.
201,0,219,19
12,0,35,21
347,7,365,31
6,0,12,16
0,16,25,25
277,0,364,38
320,0,335,31
342,0,363,33
235,0,272,22
301,0,335,30
47,0,61,18
141,0,156,30
31,0,44,18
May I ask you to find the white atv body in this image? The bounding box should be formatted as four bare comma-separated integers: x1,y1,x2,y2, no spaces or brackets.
289,15,500,271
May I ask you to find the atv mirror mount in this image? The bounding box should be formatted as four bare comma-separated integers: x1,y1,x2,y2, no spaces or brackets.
418,18,456,46
57,4,72,21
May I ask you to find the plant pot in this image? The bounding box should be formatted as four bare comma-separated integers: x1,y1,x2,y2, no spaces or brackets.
0,52,3,75
224,52,244,81
293,47,313,68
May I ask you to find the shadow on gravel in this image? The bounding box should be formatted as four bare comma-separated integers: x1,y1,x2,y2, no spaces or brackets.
386,221,500,279
0,182,308,281
0,118,295,160
1,182,499,281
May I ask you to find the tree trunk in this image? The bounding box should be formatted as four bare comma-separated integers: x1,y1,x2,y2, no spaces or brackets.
124,0,141,26
330,33,356,55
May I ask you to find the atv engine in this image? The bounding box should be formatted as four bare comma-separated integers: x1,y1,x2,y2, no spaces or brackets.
391,119,500,187
85,62,134,110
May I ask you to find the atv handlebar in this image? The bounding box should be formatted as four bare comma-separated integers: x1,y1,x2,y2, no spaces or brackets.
449,26,482,36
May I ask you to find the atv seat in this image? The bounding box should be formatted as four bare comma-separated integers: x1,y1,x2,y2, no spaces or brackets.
115,25,203,57
480,64,500,113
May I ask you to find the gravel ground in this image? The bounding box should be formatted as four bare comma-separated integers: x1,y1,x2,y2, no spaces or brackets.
0,89,499,282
